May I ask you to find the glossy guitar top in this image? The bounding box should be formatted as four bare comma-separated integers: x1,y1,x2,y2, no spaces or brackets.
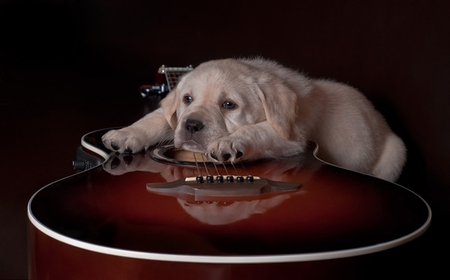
28,128,431,267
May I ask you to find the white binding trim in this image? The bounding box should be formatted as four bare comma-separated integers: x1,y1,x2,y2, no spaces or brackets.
27,184,431,264
79,128,112,161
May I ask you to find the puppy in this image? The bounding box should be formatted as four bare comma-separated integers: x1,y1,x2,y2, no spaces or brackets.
102,58,406,182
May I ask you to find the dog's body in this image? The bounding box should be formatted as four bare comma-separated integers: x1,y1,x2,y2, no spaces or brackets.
102,58,406,182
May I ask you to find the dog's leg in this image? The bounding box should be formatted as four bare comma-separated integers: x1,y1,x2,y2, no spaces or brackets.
102,108,174,153
206,121,306,163
369,133,407,182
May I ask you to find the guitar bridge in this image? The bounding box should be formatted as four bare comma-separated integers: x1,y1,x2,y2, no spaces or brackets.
146,176,301,200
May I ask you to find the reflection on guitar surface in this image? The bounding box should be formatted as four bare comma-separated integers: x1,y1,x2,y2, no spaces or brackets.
103,147,304,225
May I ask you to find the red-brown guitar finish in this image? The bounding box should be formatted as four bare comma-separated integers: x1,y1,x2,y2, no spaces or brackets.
28,129,431,280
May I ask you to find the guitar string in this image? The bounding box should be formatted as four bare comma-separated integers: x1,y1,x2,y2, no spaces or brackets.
240,162,253,182
192,152,219,182
230,162,240,177
192,152,202,176
200,153,215,182
239,162,249,177
191,151,250,182
200,153,211,176
210,157,221,177
222,162,230,176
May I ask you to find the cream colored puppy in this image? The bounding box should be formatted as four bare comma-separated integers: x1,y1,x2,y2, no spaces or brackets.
102,58,406,182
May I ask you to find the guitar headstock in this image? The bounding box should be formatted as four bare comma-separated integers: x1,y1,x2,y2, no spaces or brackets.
140,65,194,97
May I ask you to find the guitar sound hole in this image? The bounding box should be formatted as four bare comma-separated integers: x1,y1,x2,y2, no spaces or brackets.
160,147,211,165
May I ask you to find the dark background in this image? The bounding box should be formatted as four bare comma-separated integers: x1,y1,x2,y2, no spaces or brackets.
1,0,449,279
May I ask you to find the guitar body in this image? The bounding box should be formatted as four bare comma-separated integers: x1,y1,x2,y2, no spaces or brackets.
28,128,431,280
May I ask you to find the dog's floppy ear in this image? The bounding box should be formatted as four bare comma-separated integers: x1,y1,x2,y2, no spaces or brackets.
160,89,178,130
256,83,298,140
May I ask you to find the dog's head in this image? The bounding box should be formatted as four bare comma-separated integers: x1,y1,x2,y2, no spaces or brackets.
160,58,302,154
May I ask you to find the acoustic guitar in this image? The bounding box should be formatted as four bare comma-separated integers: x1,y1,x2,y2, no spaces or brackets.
27,128,431,280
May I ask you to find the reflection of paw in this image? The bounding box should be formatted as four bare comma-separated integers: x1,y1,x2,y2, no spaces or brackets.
206,137,247,163
102,128,147,154
103,152,149,175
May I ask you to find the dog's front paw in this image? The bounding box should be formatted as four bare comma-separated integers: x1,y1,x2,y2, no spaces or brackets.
102,128,147,154
206,137,247,163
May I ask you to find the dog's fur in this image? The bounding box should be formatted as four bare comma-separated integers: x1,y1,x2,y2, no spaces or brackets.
102,58,406,182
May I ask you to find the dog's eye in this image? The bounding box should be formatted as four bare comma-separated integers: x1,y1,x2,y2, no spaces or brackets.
222,100,236,110
183,95,193,104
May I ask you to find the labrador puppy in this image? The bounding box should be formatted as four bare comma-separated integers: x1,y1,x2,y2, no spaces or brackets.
102,58,406,182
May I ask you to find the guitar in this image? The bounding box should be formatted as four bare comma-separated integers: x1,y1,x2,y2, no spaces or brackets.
28,128,431,280
139,65,193,97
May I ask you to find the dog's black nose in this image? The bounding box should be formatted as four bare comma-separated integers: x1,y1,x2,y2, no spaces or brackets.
185,119,204,133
